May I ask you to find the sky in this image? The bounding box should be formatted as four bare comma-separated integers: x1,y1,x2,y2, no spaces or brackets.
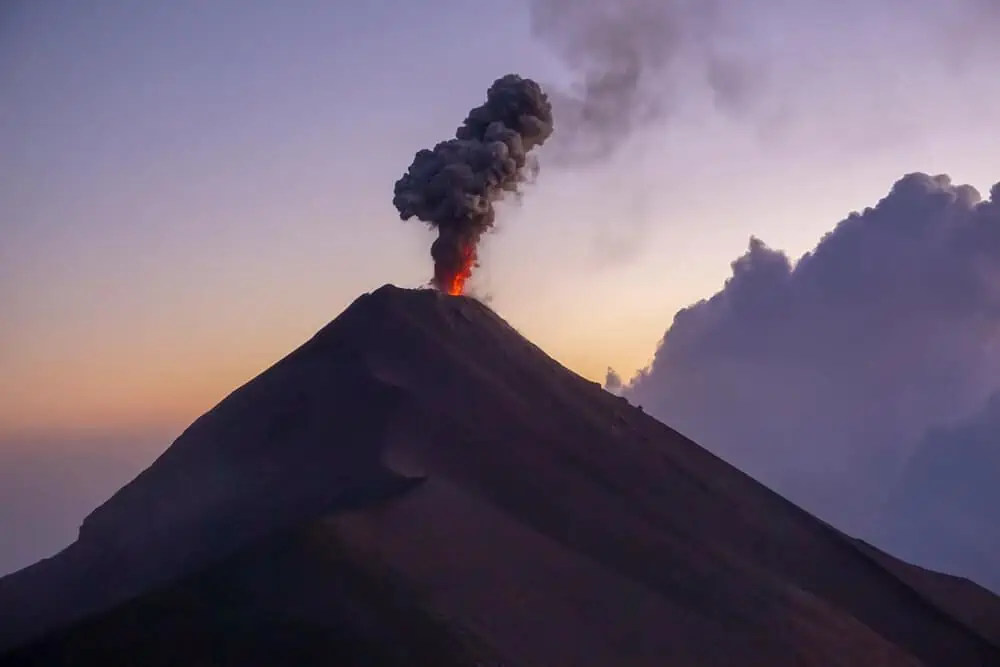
2,1,1000,577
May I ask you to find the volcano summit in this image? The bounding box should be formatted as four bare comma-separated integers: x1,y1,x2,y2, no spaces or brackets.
1,286,998,666
393,74,554,295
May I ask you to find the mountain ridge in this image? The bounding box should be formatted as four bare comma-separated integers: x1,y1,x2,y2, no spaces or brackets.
2,284,998,666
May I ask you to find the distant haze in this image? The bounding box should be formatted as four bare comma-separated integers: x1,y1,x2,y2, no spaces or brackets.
0,433,166,576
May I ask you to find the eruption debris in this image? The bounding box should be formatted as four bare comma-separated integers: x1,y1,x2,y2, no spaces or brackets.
393,74,554,295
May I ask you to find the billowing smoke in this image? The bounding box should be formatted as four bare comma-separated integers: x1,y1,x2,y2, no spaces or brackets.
621,173,1000,540
393,74,554,295
530,0,751,163
529,0,1000,164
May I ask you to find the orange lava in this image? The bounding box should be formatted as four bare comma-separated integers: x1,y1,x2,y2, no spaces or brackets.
439,242,476,296
446,274,466,296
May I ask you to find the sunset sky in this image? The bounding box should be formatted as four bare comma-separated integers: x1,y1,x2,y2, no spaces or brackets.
3,1,1000,573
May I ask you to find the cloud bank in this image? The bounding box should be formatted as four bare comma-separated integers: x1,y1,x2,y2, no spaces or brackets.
623,173,1000,538
880,393,1000,591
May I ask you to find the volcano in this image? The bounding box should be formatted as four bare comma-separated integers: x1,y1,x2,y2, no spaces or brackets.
2,285,999,666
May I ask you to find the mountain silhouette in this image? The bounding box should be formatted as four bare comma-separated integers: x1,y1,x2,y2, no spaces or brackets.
2,285,998,666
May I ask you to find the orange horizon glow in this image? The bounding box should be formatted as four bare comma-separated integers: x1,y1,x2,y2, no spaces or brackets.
0,309,640,442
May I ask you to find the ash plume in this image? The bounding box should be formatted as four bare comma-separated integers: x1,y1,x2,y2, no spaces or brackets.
529,0,1000,165
393,74,554,295
530,0,754,164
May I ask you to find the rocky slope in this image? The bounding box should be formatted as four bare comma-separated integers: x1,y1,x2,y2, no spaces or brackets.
2,285,998,666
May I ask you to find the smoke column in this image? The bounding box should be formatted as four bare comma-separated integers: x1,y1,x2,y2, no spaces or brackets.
393,74,554,295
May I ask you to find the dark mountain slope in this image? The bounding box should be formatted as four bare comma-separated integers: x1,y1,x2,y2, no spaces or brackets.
2,285,998,666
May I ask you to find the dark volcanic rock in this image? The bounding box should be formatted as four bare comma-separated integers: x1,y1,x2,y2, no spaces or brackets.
1,284,999,666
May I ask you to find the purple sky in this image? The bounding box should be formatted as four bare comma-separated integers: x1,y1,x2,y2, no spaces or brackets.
2,0,1000,578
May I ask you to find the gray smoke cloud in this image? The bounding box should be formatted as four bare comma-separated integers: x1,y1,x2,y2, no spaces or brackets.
393,74,554,293
529,0,1000,164
530,0,746,163
621,173,1000,543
